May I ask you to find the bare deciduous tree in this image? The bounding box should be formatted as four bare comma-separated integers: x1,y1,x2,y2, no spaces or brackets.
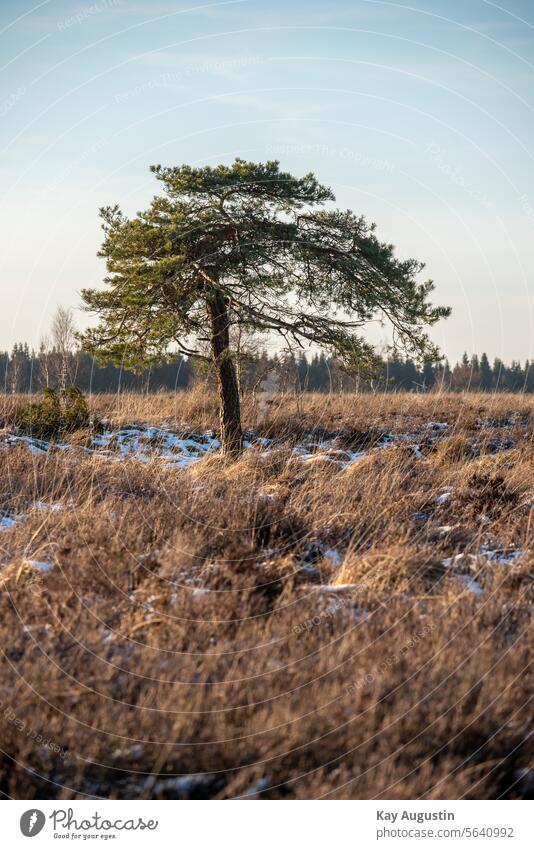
51,306,76,391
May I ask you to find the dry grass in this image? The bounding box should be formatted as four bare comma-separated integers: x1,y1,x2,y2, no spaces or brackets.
0,391,533,799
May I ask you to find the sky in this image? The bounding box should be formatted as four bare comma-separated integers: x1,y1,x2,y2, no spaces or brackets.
1,0,534,363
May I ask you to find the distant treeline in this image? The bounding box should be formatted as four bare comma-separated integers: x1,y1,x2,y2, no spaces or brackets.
1,344,533,393
1,344,193,393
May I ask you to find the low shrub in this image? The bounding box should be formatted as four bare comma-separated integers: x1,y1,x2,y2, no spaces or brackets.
61,386,92,432
18,386,96,439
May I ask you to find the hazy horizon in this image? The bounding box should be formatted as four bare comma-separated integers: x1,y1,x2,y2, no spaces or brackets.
2,0,534,362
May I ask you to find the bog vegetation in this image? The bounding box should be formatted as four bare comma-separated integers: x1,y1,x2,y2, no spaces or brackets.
0,390,533,799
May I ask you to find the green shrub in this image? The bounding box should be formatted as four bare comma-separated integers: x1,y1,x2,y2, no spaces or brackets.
19,387,62,438
60,386,91,431
18,387,96,439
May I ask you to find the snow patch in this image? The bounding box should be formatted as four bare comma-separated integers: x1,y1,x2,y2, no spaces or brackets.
457,575,483,596
0,418,455,470
33,500,64,512
441,554,465,569
480,544,522,564
191,588,211,599
323,548,342,566
0,512,22,530
242,777,270,797
25,559,54,572
1,500,65,532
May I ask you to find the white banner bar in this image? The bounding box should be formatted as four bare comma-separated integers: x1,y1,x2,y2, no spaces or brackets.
3,800,533,848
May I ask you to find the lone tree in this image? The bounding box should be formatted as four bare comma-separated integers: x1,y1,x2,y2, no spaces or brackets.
80,159,450,454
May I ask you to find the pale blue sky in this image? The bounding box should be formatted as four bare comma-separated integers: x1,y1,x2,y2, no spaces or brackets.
2,0,534,361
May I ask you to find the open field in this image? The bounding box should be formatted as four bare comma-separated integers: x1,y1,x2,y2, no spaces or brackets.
0,391,533,799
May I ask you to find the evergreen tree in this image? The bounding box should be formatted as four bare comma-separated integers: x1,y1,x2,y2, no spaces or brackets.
422,360,436,390
452,352,471,391
479,352,493,391
524,360,534,393
80,159,449,454
8,343,32,392
493,358,504,390
507,360,524,392
469,354,481,390
296,353,309,392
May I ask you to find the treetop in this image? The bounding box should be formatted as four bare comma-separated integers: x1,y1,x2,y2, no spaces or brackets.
81,159,450,375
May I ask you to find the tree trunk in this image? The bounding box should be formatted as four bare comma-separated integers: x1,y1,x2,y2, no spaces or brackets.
206,293,243,456
235,323,244,399
60,355,68,392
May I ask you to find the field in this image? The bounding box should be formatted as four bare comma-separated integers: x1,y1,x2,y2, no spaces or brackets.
0,390,533,800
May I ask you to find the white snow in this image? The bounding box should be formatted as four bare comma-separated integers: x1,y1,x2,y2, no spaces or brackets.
480,545,522,564
0,426,223,468
92,427,222,466
441,554,465,569
0,418,455,470
442,544,522,574
0,434,67,454
25,559,54,572
0,500,66,532
191,588,211,598
323,548,342,566
242,777,270,797
457,575,483,596
33,500,64,512
0,514,19,530
1,425,370,469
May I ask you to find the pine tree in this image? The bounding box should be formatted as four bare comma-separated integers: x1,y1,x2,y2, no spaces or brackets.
508,360,524,391
470,354,481,390
422,360,436,390
479,352,493,391
452,352,471,390
493,358,504,390
80,160,449,454
524,360,534,393
296,353,309,392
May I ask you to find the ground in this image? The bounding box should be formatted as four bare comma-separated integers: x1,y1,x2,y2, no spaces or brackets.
0,391,533,800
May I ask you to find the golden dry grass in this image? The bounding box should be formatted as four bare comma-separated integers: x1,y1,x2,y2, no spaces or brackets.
0,391,533,799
